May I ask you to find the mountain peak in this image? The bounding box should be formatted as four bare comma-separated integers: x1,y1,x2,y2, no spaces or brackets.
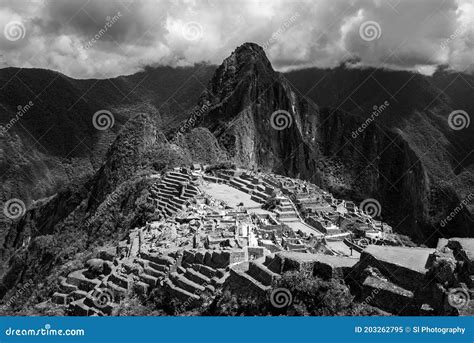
229,42,273,70
234,42,267,57
206,42,275,101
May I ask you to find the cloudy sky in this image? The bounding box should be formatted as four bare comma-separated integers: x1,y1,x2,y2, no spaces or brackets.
0,0,473,78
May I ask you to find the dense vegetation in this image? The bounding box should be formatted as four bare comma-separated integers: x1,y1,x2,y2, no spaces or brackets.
109,271,381,316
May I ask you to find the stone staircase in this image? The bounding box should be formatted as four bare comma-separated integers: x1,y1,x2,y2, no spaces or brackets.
50,227,168,316
51,243,245,315
148,170,200,219
227,256,281,294
52,254,168,316
161,249,239,308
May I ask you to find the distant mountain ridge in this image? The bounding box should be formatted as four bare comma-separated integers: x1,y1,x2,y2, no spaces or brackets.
284,64,474,241
0,64,216,207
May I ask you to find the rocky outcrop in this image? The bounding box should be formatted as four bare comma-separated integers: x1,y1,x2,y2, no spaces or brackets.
352,239,474,315
200,43,320,174
355,245,435,291
361,276,416,314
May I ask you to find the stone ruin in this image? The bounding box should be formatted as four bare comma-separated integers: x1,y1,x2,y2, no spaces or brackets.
50,167,473,316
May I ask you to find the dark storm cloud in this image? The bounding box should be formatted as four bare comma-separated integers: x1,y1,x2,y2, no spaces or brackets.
42,0,166,45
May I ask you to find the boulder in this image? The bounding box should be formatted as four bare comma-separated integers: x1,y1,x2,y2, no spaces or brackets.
356,245,434,290
122,261,143,276
447,238,474,273
429,256,457,284
361,275,416,315
86,259,105,276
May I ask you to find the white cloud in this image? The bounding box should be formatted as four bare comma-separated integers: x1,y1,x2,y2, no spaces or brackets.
0,0,472,78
